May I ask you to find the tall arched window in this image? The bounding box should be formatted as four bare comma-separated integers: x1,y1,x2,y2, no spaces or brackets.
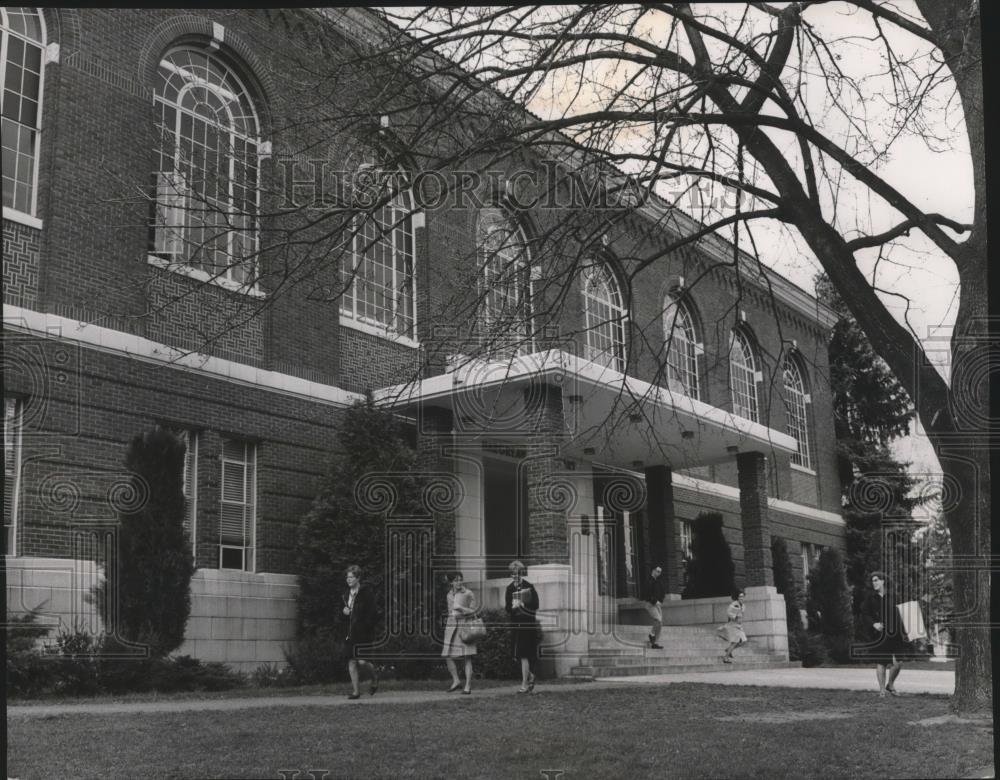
582,263,627,372
340,165,416,339
783,354,812,469
663,293,700,398
477,207,531,353
152,47,260,286
1,7,46,217
729,329,760,422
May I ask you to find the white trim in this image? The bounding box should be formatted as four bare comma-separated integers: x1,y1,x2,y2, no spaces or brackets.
375,349,798,452
44,41,59,64
672,472,844,525
147,255,266,298
2,207,43,230
789,462,817,477
3,304,363,408
339,316,420,349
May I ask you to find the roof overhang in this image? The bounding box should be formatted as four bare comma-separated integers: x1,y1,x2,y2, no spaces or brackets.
374,350,798,470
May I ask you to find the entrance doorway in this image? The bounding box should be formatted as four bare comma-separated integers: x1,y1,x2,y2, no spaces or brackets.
482,456,529,579
593,469,647,599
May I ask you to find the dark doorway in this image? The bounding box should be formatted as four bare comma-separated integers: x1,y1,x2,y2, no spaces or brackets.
483,457,529,579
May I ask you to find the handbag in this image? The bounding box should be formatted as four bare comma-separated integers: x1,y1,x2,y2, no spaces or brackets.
896,600,928,642
459,617,487,643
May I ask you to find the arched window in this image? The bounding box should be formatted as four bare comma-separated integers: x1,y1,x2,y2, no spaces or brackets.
152,47,260,287
663,293,700,399
477,207,531,352
582,262,627,372
1,7,46,216
729,329,760,422
340,165,416,339
783,354,812,469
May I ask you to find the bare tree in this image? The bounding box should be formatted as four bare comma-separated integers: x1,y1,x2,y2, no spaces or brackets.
346,2,986,713
93,4,986,712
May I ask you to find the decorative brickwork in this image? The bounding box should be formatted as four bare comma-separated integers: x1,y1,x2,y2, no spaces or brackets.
337,325,421,394
3,221,40,308
145,268,264,366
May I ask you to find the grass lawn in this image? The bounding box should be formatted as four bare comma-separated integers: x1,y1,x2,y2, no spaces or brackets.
7,684,992,779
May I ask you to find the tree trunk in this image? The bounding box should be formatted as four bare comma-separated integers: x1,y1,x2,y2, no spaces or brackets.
942,453,992,713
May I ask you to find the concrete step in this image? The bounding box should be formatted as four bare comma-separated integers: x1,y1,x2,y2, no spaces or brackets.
577,649,776,666
569,659,800,679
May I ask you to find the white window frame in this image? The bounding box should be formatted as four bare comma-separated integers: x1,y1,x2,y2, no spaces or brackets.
729,329,760,422
219,438,256,571
151,47,262,295
340,165,418,344
1,7,46,221
179,430,199,560
476,207,532,355
663,294,701,399
783,355,813,470
581,263,627,372
4,397,23,556
679,519,693,559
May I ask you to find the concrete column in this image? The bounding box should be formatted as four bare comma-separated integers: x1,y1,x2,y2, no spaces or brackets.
523,384,567,565
737,451,774,587
644,465,681,595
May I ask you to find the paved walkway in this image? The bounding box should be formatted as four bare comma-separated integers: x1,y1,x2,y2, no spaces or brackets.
8,667,956,717
600,667,956,696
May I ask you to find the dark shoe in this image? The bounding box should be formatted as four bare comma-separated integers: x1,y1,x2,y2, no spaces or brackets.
722,656,733,664
447,682,462,693
886,686,900,697
347,693,361,700
650,643,663,650
517,686,530,694
462,688,472,695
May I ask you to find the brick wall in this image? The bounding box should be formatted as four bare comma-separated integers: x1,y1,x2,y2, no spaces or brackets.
4,332,341,573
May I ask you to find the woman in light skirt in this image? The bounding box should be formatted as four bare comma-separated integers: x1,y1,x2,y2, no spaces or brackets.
721,588,748,663
441,571,478,694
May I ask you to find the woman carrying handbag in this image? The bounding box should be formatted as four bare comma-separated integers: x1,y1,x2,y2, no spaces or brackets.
441,571,482,694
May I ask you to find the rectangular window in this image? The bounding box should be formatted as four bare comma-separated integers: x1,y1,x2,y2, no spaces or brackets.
178,430,198,560
4,397,23,555
219,438,255,571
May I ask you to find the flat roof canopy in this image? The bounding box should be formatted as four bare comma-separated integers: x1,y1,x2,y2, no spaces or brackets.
374,350,798,470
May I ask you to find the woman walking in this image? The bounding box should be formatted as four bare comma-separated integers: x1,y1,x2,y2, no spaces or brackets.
720,589,748,663
441,571,478,694
860,571,909,697
341,565,379,700
505,560,540,693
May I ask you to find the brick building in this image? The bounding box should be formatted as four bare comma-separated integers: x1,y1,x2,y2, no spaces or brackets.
3,7,844,673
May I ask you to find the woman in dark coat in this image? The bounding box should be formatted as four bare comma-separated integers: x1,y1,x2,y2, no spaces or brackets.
504,560,540,693
858,570,909,697
341,565,379,699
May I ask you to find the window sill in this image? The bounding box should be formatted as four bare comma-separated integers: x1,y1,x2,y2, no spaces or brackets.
790,462,816,476
146,255,266,298
339,316,420,349
3,207,43,231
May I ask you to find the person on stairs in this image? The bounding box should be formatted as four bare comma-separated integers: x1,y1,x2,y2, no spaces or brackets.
645,565,667,650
